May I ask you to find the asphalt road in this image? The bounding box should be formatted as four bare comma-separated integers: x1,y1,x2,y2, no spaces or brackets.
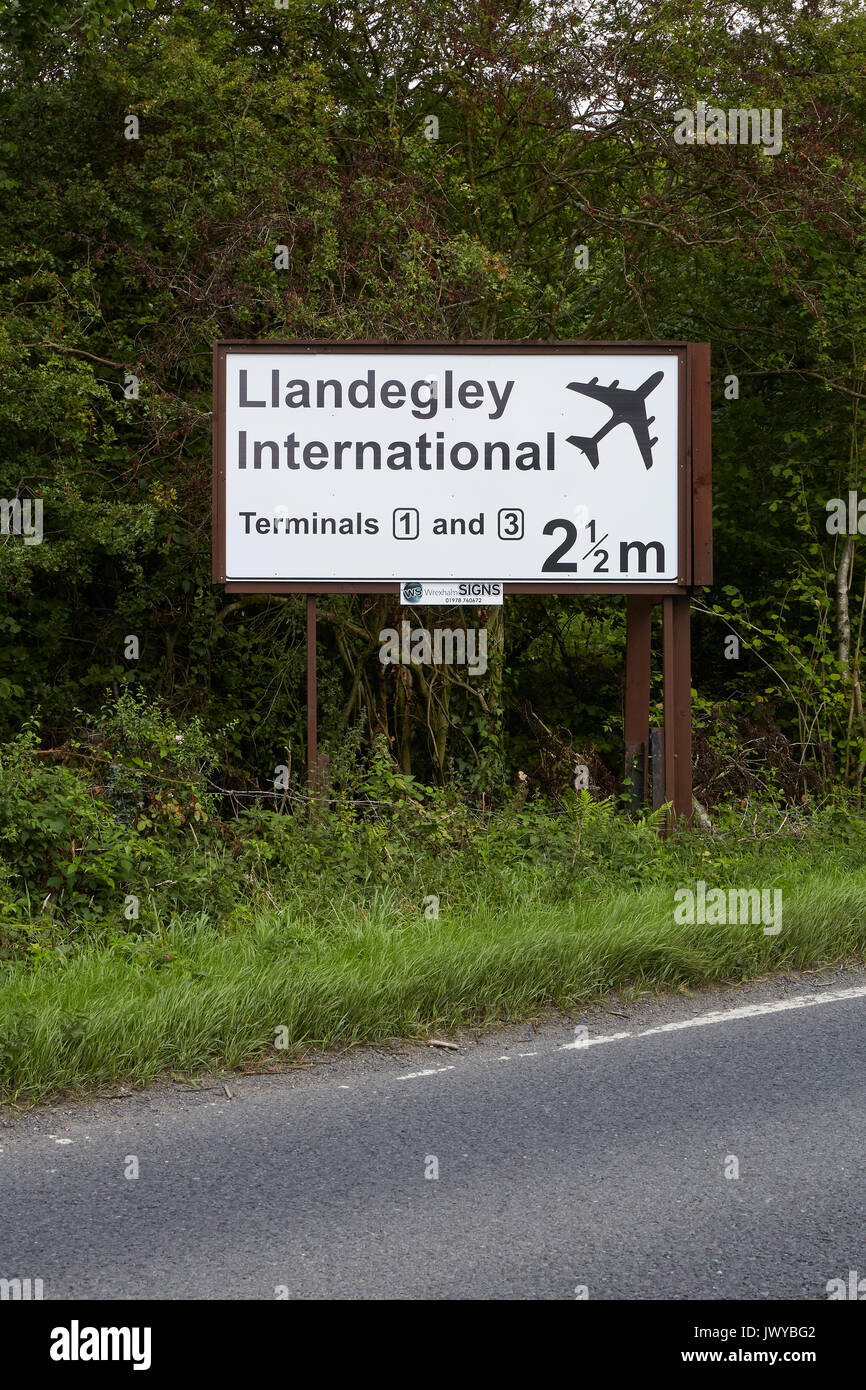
2,967,866,1300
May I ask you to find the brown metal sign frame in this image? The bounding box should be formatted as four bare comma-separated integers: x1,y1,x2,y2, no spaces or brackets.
212,340,712,824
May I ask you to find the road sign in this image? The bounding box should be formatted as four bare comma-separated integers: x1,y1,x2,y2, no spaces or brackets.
212,341,711,594
212,340,711,824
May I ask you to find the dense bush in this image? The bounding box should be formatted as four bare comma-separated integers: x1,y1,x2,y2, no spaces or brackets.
2,689,864,967
0,696,240,947
0,0,865,792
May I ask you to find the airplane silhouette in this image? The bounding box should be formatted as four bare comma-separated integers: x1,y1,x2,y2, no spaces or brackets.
565,370,664,470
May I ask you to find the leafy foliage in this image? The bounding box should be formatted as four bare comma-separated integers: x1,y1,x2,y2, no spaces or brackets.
0,1,865,797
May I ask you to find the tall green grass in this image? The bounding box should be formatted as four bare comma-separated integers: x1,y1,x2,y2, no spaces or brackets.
2,868,865,1105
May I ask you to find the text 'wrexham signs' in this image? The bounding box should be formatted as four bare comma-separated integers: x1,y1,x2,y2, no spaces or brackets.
213,342,702,593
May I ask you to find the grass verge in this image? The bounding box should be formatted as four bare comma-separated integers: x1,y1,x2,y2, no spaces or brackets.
2,867,865,1106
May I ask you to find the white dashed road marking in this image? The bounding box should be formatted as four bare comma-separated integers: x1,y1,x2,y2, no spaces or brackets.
396,1067,456,1081
559,985,866,1051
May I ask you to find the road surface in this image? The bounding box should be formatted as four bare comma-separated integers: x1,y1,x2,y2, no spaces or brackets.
2,967,865,1300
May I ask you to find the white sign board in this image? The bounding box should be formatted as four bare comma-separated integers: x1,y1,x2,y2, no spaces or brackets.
214,345,685,589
